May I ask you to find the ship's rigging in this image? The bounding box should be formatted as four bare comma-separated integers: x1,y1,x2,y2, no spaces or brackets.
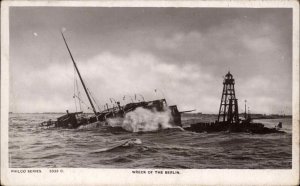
61,31,97,115
40,31,185,128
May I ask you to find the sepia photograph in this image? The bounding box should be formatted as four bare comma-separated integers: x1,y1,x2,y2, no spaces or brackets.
1,0,299,185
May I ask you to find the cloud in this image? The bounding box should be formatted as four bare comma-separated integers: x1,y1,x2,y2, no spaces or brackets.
10,50,220,113
149,16,287,80
238,76,291,114
9,8,292,114
80,51,217,112
155,31,203,50
241,35,278,54
10,27,291,114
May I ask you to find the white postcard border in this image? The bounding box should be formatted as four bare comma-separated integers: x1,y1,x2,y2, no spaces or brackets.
1,1,299,185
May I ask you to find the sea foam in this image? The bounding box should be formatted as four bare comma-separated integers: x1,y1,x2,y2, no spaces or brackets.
121,107,172,132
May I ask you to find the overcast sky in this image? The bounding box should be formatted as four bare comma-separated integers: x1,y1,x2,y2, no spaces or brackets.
9,7,292,114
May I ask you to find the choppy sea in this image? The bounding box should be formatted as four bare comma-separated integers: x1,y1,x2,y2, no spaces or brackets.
9,113,292,169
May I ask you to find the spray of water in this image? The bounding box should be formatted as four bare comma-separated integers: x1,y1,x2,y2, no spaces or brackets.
107,117,124,127
121,107,173,132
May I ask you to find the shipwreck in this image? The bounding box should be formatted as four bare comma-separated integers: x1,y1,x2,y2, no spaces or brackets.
40,31,285,134
40,31,190,129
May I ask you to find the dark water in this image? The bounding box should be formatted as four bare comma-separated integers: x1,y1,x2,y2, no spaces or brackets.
9,113,292,169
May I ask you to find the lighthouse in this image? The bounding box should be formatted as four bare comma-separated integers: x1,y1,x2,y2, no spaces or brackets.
217,71,239,124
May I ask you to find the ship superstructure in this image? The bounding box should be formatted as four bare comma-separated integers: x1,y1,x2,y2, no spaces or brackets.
40,31,184,129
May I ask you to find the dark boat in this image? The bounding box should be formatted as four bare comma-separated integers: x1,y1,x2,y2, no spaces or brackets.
40,31,185,129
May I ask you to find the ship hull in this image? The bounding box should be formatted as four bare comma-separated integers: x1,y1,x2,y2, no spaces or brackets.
40,99,182,129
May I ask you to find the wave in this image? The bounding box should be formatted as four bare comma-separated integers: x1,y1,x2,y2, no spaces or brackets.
77,122,101,129
107,107,176,132
91,138,142,153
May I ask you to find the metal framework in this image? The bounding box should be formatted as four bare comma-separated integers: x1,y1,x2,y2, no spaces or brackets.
217,72,239,124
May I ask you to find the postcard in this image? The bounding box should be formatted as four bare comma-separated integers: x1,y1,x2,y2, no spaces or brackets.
1,0,299,185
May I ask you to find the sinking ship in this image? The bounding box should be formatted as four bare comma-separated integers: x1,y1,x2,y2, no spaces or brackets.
41,32,285,134
40,32,190,129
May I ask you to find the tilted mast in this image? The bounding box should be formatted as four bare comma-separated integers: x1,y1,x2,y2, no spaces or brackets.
61,31,97,115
